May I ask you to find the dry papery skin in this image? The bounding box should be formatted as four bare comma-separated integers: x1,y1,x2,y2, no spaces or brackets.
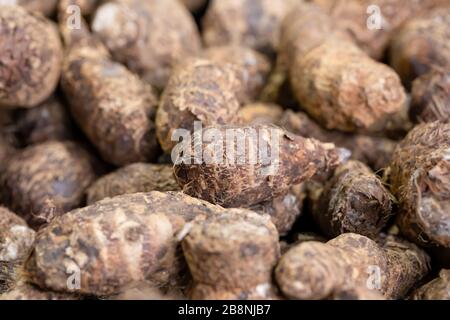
238,103,284,126
61,24,159,166
0,5,62,108
86,163,181,205
182,210,280,299
313,0,448,60
410,68,450,123
290,37,406,133
0,141,97,228
311,160,393,239
92,0,201,90
202,0,296,56
202,46,271,103
2,0,59,16
0,207,35,262
411,269,450,300
24,191,236,296
249,184,305,236
275,233,430,300
174,124,346,208
180,0,208,12
12,95,74,147
389,121,450,253
390,7,450,87
280,110,397,171
156,58,243,153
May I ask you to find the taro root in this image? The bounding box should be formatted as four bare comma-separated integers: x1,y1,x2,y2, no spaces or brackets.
290,38,406,133
174,124,347,208
238,102,284,126
0,135,15,173
411,269,450,300
313,0,447,60
410,68,450,123
389,121,450,258
13,95,74,147
189,283,282,300
0,207,35,262
0,141,97,228
311,161,393,239
280,110,397,171
156,58,243,153
92,0,201,90
202,0,296,56
0,280,79,300
249,184,305,236
390,7,450,87
180,0,208,12
182,210,281,300
4,0,59,16
202,46,271,102
275,233,430,300
24,192,233,296
86,163,180,204
59,0,98,16
60,19,159,166
0,5,62,108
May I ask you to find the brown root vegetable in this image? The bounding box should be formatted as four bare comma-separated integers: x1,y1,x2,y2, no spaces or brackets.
202,0,296,56
174,124,347,208
313,0,447,60
0,207,35,262
0,5,62,108
275,233,430,300
0,141,97,228
411,269,450,300
389,121,450,254
180,0,208,12
13,95,74,147
156,58,243,153
0,135,15,173
182,210,280,299
330,286,385,300
86,163,180,205
59,0,98,16
92,0,201,90
0,280,79,300
60,24,159,166
291,38,406,133
311,160,393,239
410,68,450,123
202,46,271,102
24,192,231,296
280,110,397,171
390,7,450,87
238,103,284,126
249,184,305,236
111,282,185,300
7,0,59,16
189,283,282,300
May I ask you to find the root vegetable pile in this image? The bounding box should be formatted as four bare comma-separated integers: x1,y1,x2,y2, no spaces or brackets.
0,0,449,301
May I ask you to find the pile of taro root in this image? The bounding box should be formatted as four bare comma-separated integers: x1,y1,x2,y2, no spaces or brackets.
0,0,449,300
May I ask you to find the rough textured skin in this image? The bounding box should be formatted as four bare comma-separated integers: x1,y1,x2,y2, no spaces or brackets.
190,283,282,300
0,6,62,108
13,96,74,147
238,103,284,126
0,207,35,262
10,0,59,16
180,0,207,12
389,122,450,252
25,192,228,296
202,0,296,56
156,58,243,153
250,184,305,236
0,281,78,300
202,46,271,103
312,161,393,239
0,135,15,173
411,269,450,300
87,164,181,204
280,110,397,171
275,233,430,300
183,211,279,289
313,0,448,60
61,33,159,166
330,286,385,300
92,0,201,90
0,141,97,228
59,0,98,16
291,38,406,133
390,7,450,87
174,124,346,207
410,68,450,123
